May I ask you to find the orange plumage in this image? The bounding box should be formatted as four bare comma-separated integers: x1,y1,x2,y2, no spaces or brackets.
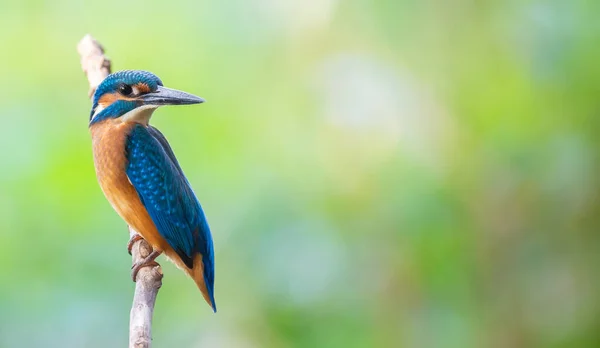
90,118,214,307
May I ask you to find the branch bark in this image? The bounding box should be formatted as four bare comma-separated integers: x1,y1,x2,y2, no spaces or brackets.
77,34,163,348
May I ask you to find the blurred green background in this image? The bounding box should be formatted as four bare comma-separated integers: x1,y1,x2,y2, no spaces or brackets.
1,0,599,347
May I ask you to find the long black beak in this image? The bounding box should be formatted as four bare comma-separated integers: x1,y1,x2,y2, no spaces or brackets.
142,85,205,106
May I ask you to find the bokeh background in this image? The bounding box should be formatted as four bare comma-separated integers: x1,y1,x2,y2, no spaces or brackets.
0,0,599,347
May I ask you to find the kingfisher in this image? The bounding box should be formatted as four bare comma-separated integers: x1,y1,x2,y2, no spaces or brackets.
88,70,216,312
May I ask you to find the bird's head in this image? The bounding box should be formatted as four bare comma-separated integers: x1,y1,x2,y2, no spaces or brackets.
89,70,204,126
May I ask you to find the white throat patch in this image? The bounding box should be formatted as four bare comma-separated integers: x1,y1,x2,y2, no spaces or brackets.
120,105,158,124
91,105,105,120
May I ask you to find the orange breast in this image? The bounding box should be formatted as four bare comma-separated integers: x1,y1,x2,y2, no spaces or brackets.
90,119,213,307
90,119,169,252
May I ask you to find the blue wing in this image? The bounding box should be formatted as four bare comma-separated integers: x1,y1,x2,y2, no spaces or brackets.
125,124,214,297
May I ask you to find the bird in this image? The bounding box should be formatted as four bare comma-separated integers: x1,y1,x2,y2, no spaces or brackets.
88,70,216,312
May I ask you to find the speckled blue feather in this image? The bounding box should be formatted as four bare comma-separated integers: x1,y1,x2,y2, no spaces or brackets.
93,70,162,107
125,124,215,309
90,70,163,123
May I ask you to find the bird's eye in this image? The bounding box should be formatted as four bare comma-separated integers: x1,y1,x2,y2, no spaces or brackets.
119,84,133,96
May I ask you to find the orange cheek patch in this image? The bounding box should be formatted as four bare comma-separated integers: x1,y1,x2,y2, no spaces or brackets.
135,83,151,93
98,92,119,108
98,92,138,108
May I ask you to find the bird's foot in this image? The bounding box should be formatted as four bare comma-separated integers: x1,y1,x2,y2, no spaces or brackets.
131,250,162,282
127,233,144,255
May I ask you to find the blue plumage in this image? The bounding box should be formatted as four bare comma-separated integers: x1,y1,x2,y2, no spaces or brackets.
90,71,163,123
90,69,213,311
125,124,216,309
93,71,163,108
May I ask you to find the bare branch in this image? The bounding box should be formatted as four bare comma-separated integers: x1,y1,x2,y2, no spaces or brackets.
77,34,112,98
128,227,163,348
77,34,163,348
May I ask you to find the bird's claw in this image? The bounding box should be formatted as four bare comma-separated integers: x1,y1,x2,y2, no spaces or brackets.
131,260,160,282
127,233,144,255
130,250,162,282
